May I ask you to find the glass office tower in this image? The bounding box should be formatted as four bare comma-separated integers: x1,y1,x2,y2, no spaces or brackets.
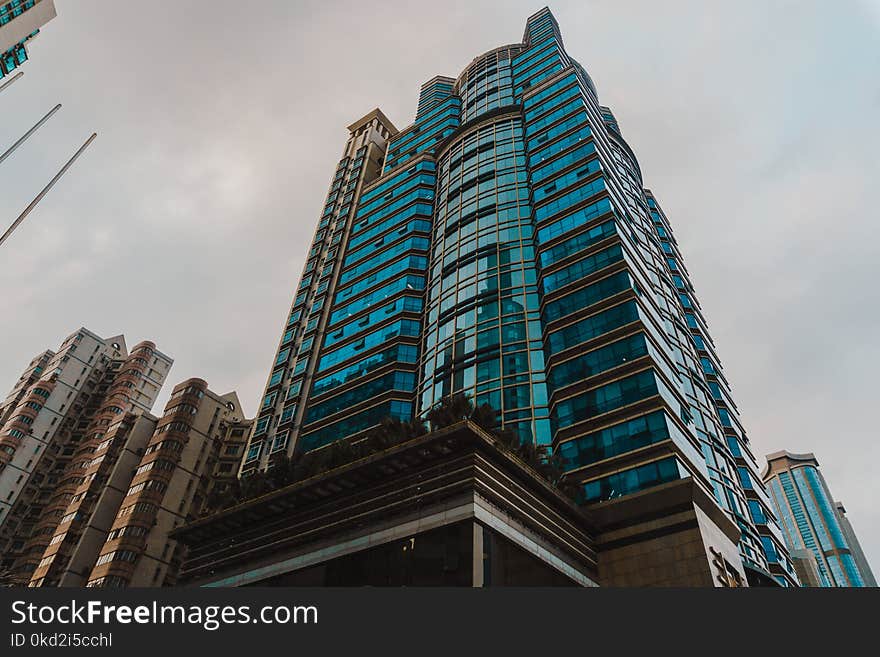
242,7,797,586
764,451,874,587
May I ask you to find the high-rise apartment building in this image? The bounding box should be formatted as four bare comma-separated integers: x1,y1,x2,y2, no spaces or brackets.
0,350,53,426
85,380,251,588
763,451,875,587
0,329,252,587
0,329,170,583
240,7,796,586
0,0,56,80
28,410,158,587
22,339,172,587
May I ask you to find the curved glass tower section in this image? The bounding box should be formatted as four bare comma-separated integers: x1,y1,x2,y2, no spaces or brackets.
424,115,549,445
242,7,797,587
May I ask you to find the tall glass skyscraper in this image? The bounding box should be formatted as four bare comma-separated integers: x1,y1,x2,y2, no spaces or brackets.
242,8,797,586
764,451,875,587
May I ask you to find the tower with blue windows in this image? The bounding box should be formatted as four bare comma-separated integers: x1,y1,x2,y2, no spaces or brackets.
242,7,797,586
764,451,875,587
0,0,56,80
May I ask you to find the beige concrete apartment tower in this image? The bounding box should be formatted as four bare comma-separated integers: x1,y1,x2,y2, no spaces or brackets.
0,329,170,585
27,341,172,586
85,379,251,588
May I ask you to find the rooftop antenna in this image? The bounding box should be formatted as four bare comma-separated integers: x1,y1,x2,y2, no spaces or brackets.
0,132,98,249
0,103,62,167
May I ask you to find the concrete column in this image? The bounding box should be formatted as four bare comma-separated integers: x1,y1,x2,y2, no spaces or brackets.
472,522,484,587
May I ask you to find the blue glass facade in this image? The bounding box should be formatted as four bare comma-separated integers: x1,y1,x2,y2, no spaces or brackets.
423,114,549,445
764,452,869,587
242,8,797,585
243,110,400,469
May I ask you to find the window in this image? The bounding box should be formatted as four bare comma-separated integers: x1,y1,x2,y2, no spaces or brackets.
253,416,270,436
583,458,682,503
287,380,303,399
558,411,670,471
553,370,658,431
275,348,291,366
271,431,289,452
280,404,297,424
246,442,261,461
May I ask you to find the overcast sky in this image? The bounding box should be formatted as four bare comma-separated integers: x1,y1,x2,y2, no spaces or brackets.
1,0,878,577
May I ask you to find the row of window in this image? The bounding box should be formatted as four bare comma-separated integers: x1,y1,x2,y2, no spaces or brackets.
325,296,422,349
543,270,631,324
95,550,138,567
558,410,670,471
536,197,612,244
134,459,175,477
432,261,536,313
534,158,602,207
86,575,127,588
553,369,658,431
534,175,606,223
386,100,460,161
437,210,532,272
415,81,454,117
541,243,623,294
523,81,581,125
522,71,577,110
459,56,515,119
340,237,429,285
441,121,521,179
359,160,436,207
329,275,425,326
425,292,538,352
427,320,541,375
317,319,421,373
514,55,565,97
349,214,431,253
539,218,617,269
337,255,428,304
582,457,682,503
528,121,591,170
117,501,157,519
526,109,589,153
305,371,416,424
298,400,413,453
511,36,558,76
356,173,436,219
311,343,419,399
531,141,597,186
106,524,148,541
125,478,168,498
547,332,648,392
523,95,581,135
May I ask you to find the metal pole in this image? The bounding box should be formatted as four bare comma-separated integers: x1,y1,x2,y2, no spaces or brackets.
0,104,62,167
0,72,24,95
0,133,98,249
